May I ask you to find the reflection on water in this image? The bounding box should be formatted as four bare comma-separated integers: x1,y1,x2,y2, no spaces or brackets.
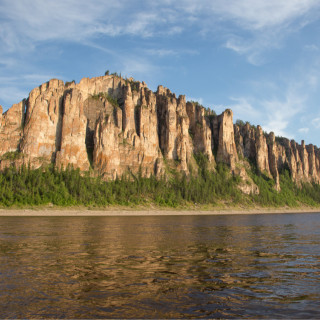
0,213,320,318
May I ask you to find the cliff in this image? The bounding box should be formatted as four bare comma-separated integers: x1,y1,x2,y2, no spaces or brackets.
1,74,320,193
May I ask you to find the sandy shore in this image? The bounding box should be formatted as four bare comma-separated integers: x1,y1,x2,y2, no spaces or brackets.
0,207,319,216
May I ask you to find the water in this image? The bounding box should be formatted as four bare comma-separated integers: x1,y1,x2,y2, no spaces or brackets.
0,213,319,319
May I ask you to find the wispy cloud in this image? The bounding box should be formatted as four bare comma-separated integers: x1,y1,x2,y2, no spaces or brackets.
299,127,309,133
228,95,299,138
1,0,319,71
213,0,320,64
229,97,261,122
0,73,61,109
145,48,198,57
2,0,318,53
146,49,179,57
228,75,311,138
312,118,320,128
0,87,29,108
0,0,183,54
120,57,159,82
260,91,305,137
204,0,320,30
224,31,282,65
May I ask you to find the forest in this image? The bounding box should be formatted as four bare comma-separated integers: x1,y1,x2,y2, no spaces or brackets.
1,153,320,208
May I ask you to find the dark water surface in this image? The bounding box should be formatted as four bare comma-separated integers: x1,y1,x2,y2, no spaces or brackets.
0,213,320,319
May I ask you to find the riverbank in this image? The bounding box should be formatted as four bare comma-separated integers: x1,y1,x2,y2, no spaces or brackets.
0,205,319,216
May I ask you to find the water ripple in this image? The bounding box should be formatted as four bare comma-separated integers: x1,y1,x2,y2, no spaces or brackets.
0,213,319,318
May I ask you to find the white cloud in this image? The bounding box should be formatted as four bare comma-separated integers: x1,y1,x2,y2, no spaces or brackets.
299,127,309,133
120,58,158,82
2,0,319,54
146,49,179,57
0,74,60,86
304,44,320,52
204,0,320,30
0,0,122,49
146,48,198,57
0,73,61,109
0,0,318,73
312,118,320,128
0,0,184,55
211,0,320,63
224,38,265,66
228,97,261,122
261,94,303,138
228,82,307,138
0,87,28,110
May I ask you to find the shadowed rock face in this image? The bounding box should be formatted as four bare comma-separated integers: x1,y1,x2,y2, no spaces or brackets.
186,102,214,163
1,74,320,192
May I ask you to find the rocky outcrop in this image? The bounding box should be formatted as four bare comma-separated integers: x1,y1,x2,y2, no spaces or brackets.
1,73,320,194
0,101,25,156
93,86,163,179
306,144,319,183
55,89,89,170
20,79,64,167
255,125,270,176
186,102,214,162
268,132,280,191
234,122,320,190
156,86,193,173
240,123,256,160
235,164,260,195
299,140,309,181
215,109,238,171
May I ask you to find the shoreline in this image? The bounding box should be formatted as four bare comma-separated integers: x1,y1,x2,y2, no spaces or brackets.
0,206,319,216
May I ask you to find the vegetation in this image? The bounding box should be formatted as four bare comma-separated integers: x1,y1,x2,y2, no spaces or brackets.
65,80,75,86
190,100,204,109
111,71,121,77
235,119,257,130
248,168,320,207
1,154,320,208
0,151,22,161
275,135,289,146
90,92,119,108
0,155,239,208
124,78,140,92
235,119,245,127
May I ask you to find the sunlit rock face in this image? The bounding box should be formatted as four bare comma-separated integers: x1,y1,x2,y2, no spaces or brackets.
0,101,25,156
215,109,238,171
268,132,280,191
1,74,320,193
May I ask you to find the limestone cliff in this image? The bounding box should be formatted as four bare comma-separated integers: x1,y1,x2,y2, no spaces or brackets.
1,74,320,193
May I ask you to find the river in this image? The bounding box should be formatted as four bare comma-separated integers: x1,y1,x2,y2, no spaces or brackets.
0,212,319,318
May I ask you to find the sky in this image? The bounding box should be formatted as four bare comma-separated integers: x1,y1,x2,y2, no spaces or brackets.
1,0,320,145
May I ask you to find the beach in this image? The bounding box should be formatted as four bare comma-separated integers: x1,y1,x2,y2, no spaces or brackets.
0,206,319,216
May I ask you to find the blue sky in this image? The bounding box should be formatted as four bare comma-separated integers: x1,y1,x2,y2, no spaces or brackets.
1,0,320,145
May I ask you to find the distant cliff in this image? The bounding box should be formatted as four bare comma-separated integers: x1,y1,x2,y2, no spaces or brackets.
1,74,319,194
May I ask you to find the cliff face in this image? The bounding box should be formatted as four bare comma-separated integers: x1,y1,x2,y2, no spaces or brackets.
0,101,25,156
1,74,320,192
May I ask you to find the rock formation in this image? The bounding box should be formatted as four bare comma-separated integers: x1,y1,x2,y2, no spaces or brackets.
215,109,238,171
1,73,320,193
268,132,280,191
255,125,270,176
